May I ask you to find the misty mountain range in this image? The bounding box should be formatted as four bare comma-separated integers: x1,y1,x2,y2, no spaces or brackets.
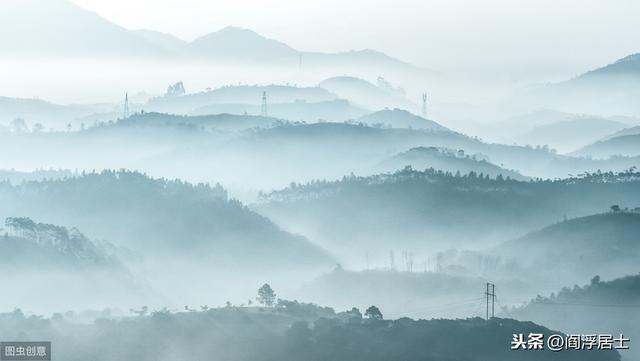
1,2,639,360
573,134,640,159
492,212,640,285
3,110,639,198
533,53,640,116
0,170,333,270
0,0,421,75
258,168,640,259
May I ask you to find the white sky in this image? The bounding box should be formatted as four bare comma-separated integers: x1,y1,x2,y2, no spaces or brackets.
70,0,640,80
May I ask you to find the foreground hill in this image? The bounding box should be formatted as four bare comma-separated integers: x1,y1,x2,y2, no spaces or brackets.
294,267,533,319
510,274,640,361
257,168,640,258
0,306,617,361
0,170,332,270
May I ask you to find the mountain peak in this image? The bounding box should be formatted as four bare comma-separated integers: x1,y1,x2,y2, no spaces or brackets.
189,25,298,63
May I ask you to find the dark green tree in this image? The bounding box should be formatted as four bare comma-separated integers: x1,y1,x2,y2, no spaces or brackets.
257,283,276,307
364,305,383,320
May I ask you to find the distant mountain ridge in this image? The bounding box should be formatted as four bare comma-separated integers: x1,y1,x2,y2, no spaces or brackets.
601,125,640,141
319,76,416,111
513,116,628,153
578,53,640,79
0,0,169,58
146,84,339,114
536,53,640,116
573,134,640,158
357,109,449,131
0,1,422,73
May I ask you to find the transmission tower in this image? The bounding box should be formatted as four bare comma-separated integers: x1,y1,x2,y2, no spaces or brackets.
421,92,428,118
261,91,268,117
123,92,130,118
485,282,496,320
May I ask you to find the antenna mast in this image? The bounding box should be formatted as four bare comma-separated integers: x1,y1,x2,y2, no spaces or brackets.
261,91,268,117
124,93,130,118
421,92,428,118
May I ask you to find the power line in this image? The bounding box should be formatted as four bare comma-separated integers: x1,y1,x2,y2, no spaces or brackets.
385,297,485,318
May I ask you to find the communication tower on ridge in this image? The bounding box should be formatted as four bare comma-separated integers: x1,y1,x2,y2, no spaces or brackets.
124,93,130,118
261,91,268,117
421,92,428,118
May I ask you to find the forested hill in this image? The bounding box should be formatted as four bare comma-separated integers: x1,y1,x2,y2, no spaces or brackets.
574,134,640,158
0,169,76,184
356,108,449,131
495,212,640,280
145,84,337,114
0,170,333,269
515,274,640,317
113,112,283,132
0,216,152,312
0,306,618,361
257,168,640,254
377,146,526,180
509,274,640,361
0,217,122,269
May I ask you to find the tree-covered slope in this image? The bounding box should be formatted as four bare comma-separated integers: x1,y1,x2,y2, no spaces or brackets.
574,134,640,158
0,170,332,269
0,217,125,270
376,146,526,180
257,168,640,256
509,274,640,361
493,212,640,283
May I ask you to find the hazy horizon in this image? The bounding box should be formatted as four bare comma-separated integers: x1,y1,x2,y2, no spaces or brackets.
70,0,640,79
